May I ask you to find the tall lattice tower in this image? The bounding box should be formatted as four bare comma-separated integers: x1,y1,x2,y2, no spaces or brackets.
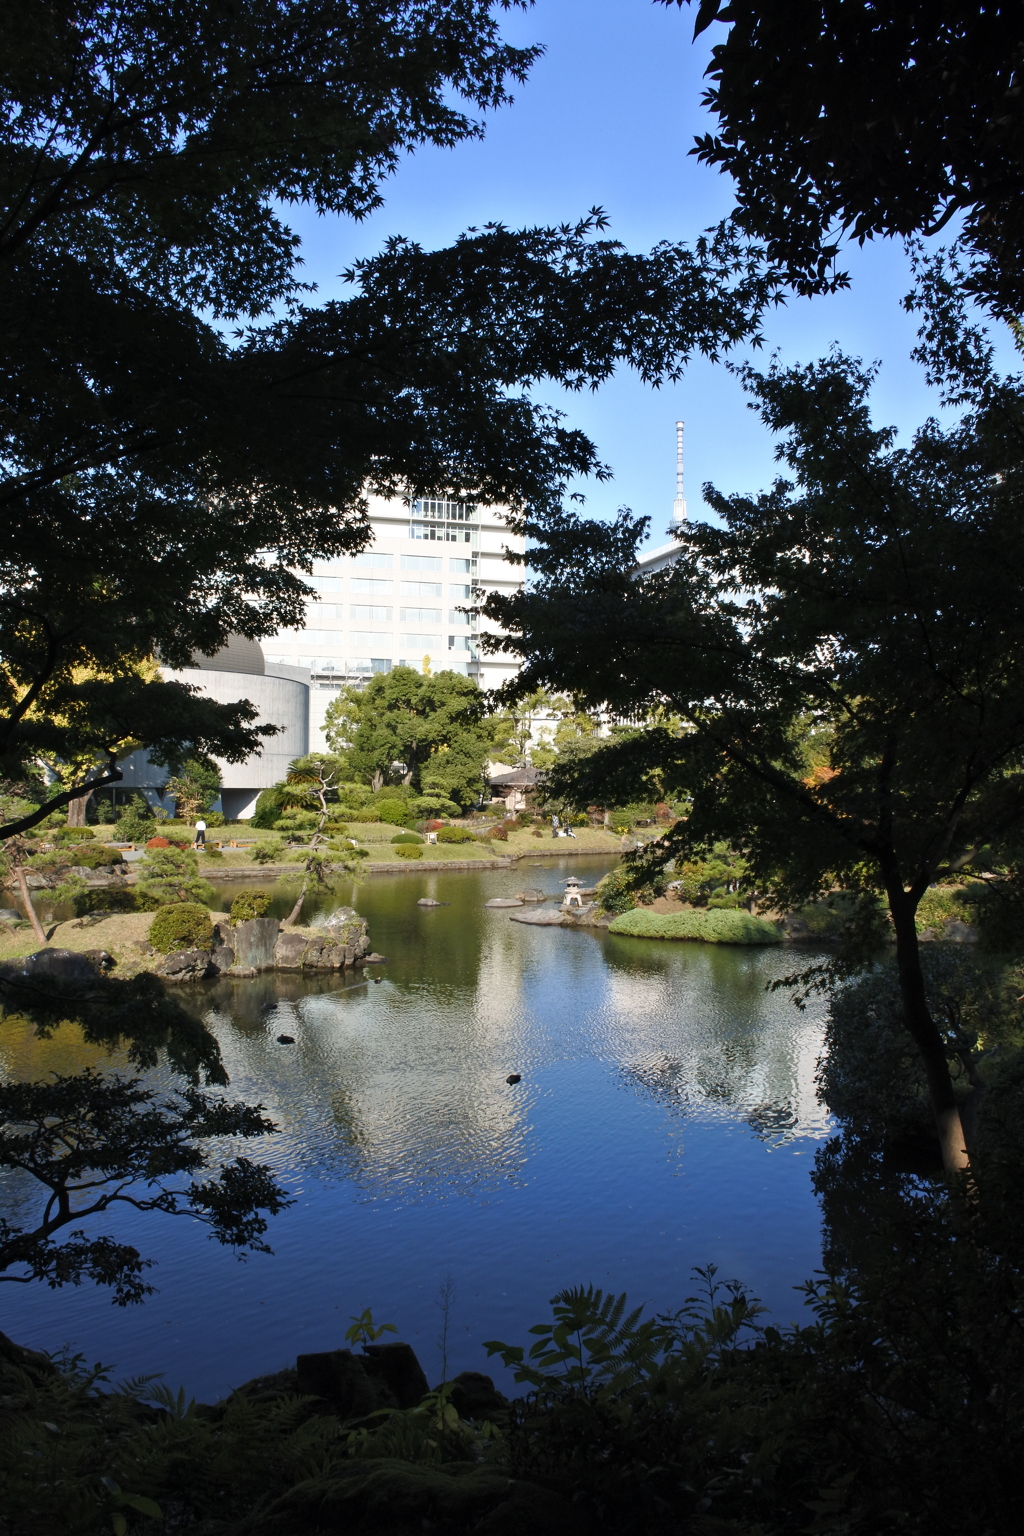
672,419,687,524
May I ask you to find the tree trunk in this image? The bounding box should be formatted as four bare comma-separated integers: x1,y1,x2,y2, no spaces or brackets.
66,789,92,827
885,873,970,1175
15,867,48,947
285,881,307,926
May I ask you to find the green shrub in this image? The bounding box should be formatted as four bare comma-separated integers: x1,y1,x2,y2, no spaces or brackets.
352,807,381,822
230,888,271,922
71,887,161,917
137,846,214,907
596,866,665,914
148,902,214,953
113,808,154,842
436,825,476,844
392,844,423,859
375,799,412,827
202,845,224,860
250,789,286,829
250,842,279,864
205,809,226,827
608,907,781,945
31,844,122,871
391,832,423,845
916,885,973,933
274,808,318,830
53,826,95,842
324,820,349,836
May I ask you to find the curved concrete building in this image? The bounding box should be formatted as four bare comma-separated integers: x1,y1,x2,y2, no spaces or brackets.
116,639,310,820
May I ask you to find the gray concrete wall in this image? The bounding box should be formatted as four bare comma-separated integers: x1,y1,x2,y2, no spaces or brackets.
114,667,310,819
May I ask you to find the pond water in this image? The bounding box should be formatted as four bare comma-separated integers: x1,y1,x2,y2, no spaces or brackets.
0,857,832,1402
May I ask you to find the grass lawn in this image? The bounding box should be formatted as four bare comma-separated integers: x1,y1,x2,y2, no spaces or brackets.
608,907,782,945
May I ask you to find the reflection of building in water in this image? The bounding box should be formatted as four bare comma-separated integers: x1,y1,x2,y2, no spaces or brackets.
600,957,831,1145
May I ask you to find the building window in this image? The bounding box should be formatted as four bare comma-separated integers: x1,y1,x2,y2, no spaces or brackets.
448,635,476,652
401,554,443,572
349,631,392,650
352,552,394,569
448,610,471,626
409,498,478,546
348,657,392,675
400,580,442,598
449,558,472,573
449,584,472,600
307,575,345,592
400,607,441,624
350,605,393,623
411,497,476,522
401,632,439,649
350,577,393,594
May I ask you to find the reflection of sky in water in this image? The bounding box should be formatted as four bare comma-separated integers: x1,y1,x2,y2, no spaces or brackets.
0,857,832,1402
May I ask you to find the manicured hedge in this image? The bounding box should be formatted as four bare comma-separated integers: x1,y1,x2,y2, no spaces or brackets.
436,825,476,843
392,844,423,859
148,903,215,954
607,907,781,945
391,832,424,845
230,888,271,922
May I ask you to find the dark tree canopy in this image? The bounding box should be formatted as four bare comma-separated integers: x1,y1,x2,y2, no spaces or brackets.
485,266,1024,1174
1,3,778,832
670,0,1024,317
0,1071,289,1304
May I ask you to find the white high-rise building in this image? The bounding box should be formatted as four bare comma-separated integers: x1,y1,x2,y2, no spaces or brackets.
262,493,525,749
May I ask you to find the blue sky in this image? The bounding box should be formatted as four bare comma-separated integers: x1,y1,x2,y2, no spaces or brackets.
287,0,1011,555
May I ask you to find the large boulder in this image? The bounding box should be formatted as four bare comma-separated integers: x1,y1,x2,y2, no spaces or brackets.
361,1341,430,1409
210,943,235,974
445,1370,508,1420
160,948,213,983
485,898,523,908
1,948,99,982
232,916,281,970
273,931,308,970
509,908,568,926
312,906,370,956
295,1348,396,1418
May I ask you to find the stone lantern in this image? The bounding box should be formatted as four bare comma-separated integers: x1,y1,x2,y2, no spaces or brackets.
562,876,584,909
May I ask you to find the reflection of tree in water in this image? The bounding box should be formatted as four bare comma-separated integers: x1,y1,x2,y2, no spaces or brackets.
746,1102,799,1140
618,1054,691,1116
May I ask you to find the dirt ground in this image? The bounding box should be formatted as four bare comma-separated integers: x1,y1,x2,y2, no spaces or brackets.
0,910,232,976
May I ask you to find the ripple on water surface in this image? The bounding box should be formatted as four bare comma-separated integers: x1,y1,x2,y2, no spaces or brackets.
0,857,831,1401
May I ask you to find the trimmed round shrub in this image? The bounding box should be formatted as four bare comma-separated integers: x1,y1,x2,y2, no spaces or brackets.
325,821,349,836
375,800,412,827
250,842,278,864
230,888,271,922
392,844,423,859
202,845,224,860
63,844,123,869
54,826,95,842
148,902,215,953
391,832,423,845
436,825,476,844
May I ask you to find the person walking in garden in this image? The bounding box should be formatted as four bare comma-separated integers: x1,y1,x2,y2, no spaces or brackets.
194,818,206,849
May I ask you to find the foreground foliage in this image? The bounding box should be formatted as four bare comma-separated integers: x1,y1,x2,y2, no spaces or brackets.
4,1163,1024,1535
